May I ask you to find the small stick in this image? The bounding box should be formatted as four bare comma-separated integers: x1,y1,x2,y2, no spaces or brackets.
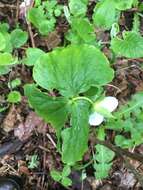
46,133,57,148
27,21,35,48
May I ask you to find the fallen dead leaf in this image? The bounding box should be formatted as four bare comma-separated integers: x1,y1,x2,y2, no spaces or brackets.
14,111,47,141
2,105,17,132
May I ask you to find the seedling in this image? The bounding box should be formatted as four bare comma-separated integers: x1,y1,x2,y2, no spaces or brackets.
27,0,63,35
51,165,72,187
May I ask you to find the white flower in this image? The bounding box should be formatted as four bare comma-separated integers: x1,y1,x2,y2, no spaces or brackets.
89,96,118,126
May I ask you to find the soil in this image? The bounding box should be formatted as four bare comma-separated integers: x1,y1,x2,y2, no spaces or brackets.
0,0,143,190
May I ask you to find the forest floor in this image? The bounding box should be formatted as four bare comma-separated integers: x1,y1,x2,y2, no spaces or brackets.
0,0,143,190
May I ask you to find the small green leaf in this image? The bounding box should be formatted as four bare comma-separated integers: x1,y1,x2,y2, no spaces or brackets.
115,135,134,148
8,78,21,89
7,91,21,103
62,101,89,165
24,84,69,131
0,32,6,51
11,29,28,48
61,177,72,187
66,18,96,45
0,53,17,66
51,170,62,182
39,20,55,35
62,165,71,177
0,66,11,75
27,7,46,28
111,31,143,58
114,0,134,10
69,0,88,17
24,48,45,66
94,128,115,179
93,0,119,30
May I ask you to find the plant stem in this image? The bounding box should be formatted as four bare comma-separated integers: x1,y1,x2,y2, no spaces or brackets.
72,96,94,106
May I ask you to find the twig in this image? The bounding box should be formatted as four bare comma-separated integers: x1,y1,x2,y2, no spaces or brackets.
15,0,19,24
46,133,57,148
27,21,35,47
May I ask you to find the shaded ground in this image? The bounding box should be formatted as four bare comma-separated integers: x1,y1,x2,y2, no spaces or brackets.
0,0,143,189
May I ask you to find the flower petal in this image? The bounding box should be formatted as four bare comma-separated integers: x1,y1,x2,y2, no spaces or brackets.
99,96,118,112
89,112,104,126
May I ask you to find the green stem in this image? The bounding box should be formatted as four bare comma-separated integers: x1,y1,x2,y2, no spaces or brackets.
72,96,94,106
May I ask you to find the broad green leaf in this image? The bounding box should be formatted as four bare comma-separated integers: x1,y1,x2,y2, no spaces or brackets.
69,0,88,17
24,84,69,130
33,45,114,97
114,0,134,10
93,0,119,30
111,32,143,58
62,101,89,165
0,32,6,51
0,53,17,66
11,29,28,48
66,18,97,45
24,48,45,66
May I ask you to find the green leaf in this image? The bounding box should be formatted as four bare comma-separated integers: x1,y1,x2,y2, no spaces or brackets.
0,53,17,66
62,101,89,165
0,66,11,75
24,48,45,66
115,135,134,148
33,45,114,97
94,162,113,179
61,177,72,187
94,128,115,179
114,0,134,10
27,7,46,28
11,29,28,48
0,23,9,33
39,20,55,35
0,32,6,51
94,144,115,179
93,0,119,30
116,92,143,117
2,33,13,53
69,0,88,17
7,91,21,103
66,18,97,45
8,78,21,89
51,170,62,182
24,84,69,131
111,31,143,58
62,165,71,177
